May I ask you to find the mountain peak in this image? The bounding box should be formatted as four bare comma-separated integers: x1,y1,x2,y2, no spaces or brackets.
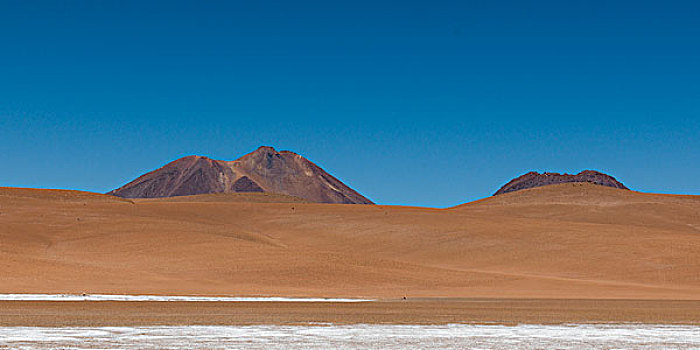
254,145,277,153
494,170,629,195
108,146,373,204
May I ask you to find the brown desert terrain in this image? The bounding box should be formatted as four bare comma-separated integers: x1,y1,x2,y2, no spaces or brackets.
1,182,699,324
2,299,700,326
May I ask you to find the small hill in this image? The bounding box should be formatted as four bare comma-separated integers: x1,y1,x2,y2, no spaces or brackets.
0,187,130,203
107,146,373,204
494,170,629,195
456,182,700,231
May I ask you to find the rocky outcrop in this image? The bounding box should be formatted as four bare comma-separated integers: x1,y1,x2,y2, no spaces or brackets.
231,176,263,192
108,146,373,204
494,170,629,195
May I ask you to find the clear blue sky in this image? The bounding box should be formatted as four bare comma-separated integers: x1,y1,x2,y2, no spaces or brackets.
1,0,698,207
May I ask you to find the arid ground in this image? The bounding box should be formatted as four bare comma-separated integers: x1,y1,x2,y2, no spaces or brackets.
1,183,699,324
1,299,699,326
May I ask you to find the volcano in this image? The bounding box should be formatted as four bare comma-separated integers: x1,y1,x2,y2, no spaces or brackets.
107,146,373,204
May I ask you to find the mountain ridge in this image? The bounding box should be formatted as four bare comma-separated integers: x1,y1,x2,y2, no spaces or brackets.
494,170,629,195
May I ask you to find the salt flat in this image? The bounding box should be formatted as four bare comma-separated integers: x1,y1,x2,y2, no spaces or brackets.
2,324,699,350
0,294,371,302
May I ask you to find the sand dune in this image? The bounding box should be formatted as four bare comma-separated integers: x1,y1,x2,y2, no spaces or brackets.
0,183,698,300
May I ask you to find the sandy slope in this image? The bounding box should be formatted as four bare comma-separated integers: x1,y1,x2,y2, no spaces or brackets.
0,183,698,299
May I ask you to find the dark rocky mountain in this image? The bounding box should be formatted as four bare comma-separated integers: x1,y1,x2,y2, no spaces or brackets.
494,170,629,195
108,146,373,204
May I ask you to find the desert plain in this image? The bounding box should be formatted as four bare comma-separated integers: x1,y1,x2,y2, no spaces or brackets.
1,183,699,326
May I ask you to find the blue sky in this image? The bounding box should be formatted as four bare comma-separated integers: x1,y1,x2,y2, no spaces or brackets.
1,0,698,207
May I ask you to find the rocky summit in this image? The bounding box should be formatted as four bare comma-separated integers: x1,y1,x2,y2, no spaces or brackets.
107,146,373,204
494,170,629,195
